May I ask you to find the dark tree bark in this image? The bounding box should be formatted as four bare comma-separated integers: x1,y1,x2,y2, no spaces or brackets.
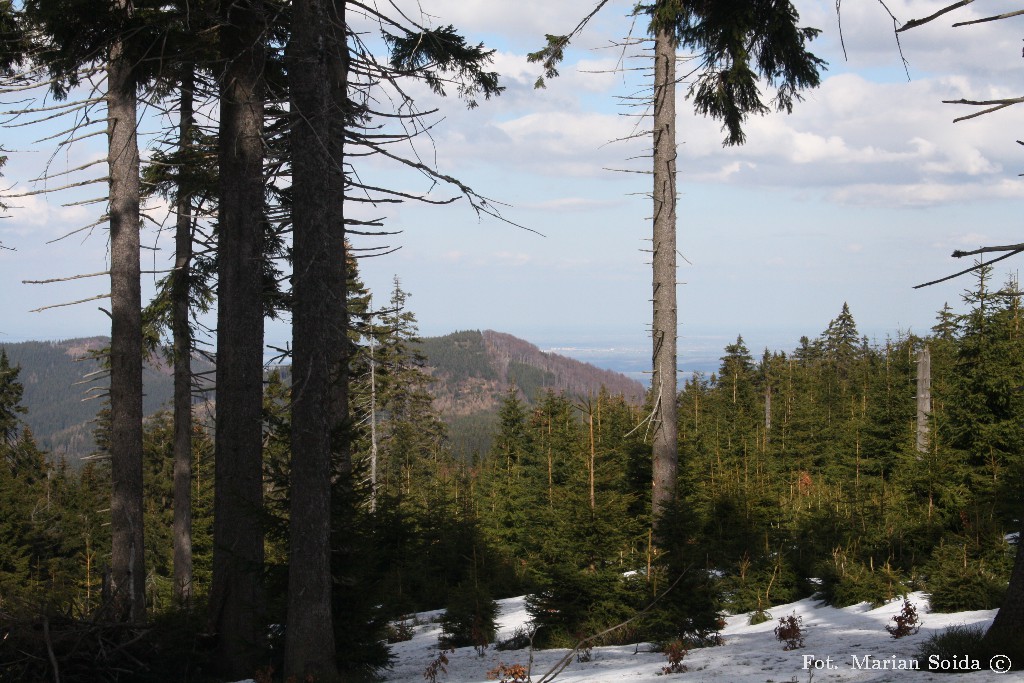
210,0,267,674
284,0,341,677
172,68,194,608
986,530,1024,641
327,0,351,477
650,17,678,536
107,26,145,625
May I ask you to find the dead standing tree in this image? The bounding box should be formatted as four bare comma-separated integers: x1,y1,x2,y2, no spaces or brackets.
529,0,825,539
892,0,1024,651
105,0,145,624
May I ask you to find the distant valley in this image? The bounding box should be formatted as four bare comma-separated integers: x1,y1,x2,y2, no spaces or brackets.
1,330,645,463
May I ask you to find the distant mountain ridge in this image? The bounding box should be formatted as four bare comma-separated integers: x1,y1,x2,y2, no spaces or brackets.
1,330,644,462
418,330,645,457
421,330,644,415
1,338,215,462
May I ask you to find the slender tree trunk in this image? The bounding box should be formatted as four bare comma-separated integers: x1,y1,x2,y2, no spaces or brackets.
369,300,378,513
172,68,195,608
588,399,596,512
650,18,678,536
547,416,553,508
107,27,145,625
916,346,931,453
284,0,341,677
210,0,267,674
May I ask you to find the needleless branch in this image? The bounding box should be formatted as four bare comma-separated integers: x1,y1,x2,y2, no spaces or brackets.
895,2,1024,287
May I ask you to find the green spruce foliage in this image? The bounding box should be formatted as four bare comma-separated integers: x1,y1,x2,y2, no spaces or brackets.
7,270,1024,666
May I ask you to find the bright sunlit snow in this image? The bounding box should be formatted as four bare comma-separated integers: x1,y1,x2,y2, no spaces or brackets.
373,594,1007,683
230,593,1011,682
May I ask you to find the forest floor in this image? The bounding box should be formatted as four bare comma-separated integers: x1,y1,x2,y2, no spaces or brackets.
375,593,1008,683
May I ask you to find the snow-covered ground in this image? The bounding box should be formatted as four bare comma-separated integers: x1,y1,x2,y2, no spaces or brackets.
380,594,1012,683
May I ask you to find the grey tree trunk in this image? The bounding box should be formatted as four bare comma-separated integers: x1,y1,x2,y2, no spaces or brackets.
107,29,145,625
172,68,194,608
588,398,596,512
210,0,267,674
916,346,931,453
650,19,678,536
284,0,342,678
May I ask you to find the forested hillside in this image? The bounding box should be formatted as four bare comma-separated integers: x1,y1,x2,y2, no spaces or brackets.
420,329,644,457
0,339,215,461
1,330,642,464
423,329,644,412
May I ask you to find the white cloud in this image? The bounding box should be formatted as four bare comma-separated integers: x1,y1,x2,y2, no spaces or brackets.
492,251,532,267
828,178,1024,207
4,193,97,235
380,0,638,50
521,197,622,211
386,10,1024,208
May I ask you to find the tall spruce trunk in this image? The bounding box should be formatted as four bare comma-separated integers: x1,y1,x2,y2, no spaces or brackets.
650,20,678,536
210,0,267,674
107,30,145,625
284,0,341,677
172,69,194,608
328,0,351,476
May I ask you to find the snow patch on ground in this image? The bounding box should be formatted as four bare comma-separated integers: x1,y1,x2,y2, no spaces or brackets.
381,593,1008,683
231,594,1007,683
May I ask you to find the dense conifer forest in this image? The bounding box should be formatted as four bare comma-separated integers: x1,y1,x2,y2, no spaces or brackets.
2,0,1023,680
3,266,1023,679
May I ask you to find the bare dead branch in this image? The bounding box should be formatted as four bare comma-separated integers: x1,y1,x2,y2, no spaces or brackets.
914,250,1024,288
62,196,108,207
898,0,975,32
46,215,110,244
940,96,1024,122
6,105,104,129
953,8,1024,27
30,293,111,312
351,245,402,258
873,0,912,78
952,243,1024,258
0,97,102,117
23,270,109,284
5,176,109,198
29,157,109,183
835,0,849,60
348,181,458,205
35,125,108,146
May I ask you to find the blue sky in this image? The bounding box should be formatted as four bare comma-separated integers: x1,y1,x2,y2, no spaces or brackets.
2,0,1023,376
